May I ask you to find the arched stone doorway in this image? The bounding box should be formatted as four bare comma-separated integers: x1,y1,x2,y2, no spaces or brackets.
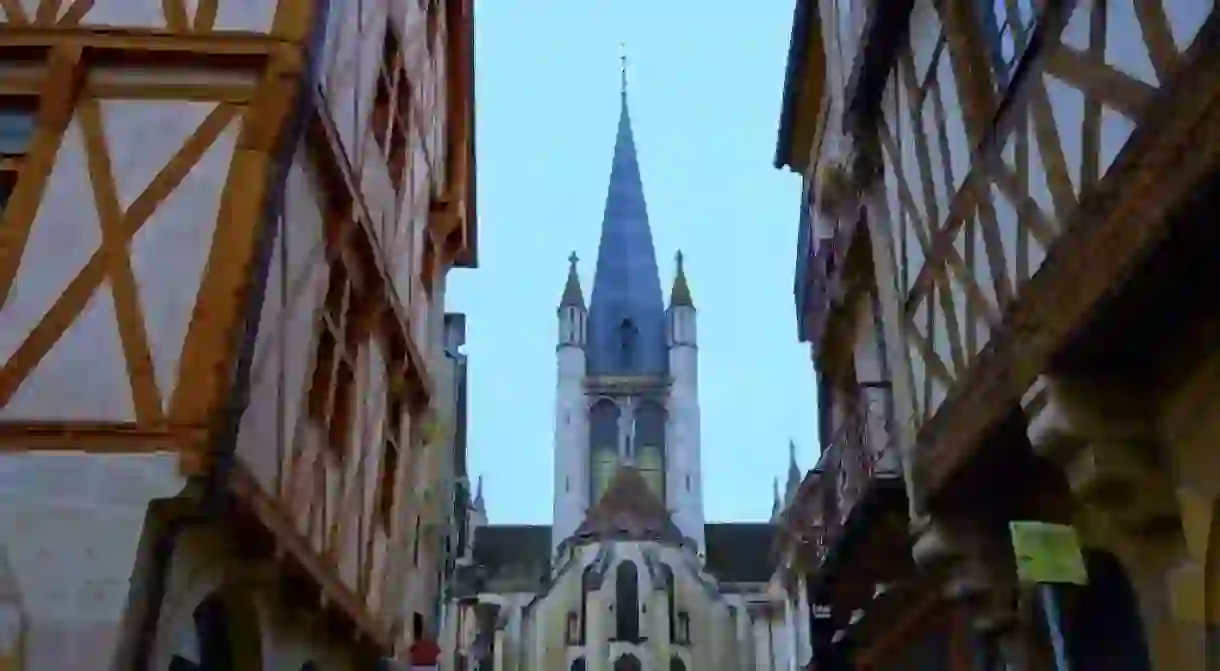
612,653,641,671
1064,550,1152,671
167,588,263,670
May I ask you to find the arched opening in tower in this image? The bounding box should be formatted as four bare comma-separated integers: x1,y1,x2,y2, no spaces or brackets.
589,399,621,502
634,401,667,501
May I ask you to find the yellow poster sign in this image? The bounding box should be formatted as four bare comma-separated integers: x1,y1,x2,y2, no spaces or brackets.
1009,521,1088,586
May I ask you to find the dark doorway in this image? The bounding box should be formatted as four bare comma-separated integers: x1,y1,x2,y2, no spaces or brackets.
167,590,262,671
1065,550,1152,671
613,654,641,671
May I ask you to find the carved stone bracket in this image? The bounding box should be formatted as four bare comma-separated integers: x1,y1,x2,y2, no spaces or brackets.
1025,376,1179,537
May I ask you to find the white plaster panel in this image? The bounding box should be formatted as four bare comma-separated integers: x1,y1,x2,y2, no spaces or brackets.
75,0,168,28
102,100,218,212
0,453,182,667
127,110,239,411
1163,0,1210,52
1,283,134,421
1104,0,1160,86
0,118,98,366
211,0,277,32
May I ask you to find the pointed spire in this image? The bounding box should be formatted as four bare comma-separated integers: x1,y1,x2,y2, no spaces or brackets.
771,477,782,518
474,475,485,512
588,53,667,376
669,250,694,308
560,251,585,308
785,440,801,504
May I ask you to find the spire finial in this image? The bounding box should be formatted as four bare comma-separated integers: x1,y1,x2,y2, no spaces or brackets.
620,42,628,99
675,249,684,272
569,251,579,269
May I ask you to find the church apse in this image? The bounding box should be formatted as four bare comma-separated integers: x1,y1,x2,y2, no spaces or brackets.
590,400,621,503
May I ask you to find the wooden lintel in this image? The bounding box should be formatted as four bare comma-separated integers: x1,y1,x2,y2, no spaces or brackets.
0,421,206,451
0,26,286,62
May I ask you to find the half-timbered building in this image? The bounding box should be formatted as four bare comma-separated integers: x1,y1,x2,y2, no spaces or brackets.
0,0,477,668
777,0,1220,668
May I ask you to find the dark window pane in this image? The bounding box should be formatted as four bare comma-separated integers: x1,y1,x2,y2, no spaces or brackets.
0,111,35,156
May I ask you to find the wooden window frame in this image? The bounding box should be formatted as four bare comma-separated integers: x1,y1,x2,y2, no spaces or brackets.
307,199,378,462
425,0,441,53
373,23,412,195
378,370,406,533
978,0,1041,88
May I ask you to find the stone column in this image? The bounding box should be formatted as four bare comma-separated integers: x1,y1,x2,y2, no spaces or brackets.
585,590,608,671
912,514,1038,669
795,575,813,669
1025,375,1200,671
647,589,669,670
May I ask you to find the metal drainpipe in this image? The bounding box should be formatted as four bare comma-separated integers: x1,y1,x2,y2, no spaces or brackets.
130,2,332,668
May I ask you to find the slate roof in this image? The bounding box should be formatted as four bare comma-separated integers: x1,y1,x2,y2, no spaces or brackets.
468,524,553,590
568,466,685,547
587,77,668,376
704,522,777,584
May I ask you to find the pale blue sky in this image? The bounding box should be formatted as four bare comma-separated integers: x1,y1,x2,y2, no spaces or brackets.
447,1,817,524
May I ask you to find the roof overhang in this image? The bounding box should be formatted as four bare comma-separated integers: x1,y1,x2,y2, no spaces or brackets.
446,0,478,268
773,0,826,173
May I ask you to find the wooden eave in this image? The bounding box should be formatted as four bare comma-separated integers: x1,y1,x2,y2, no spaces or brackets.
774,0,825,173
442,0,477,269
917,11,1220,496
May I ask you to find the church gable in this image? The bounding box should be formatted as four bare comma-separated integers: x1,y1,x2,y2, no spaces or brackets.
569,466,684,547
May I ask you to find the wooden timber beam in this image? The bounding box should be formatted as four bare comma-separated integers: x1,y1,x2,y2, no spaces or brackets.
0,26,290,62
227,460,394,652
916,10,1220,497
0,421,206,451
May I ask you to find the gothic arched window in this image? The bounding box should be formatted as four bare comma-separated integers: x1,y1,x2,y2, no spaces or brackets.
615,561,640,642
634,402,666,500
670,657,687,671
579,563,595,645
661,563,676,641
589,399,620,501
618,318,637,370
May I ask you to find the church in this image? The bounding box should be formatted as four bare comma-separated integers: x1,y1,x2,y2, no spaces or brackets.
438,69,812,670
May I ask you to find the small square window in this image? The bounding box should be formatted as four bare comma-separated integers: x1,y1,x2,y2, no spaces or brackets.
0,99,38,214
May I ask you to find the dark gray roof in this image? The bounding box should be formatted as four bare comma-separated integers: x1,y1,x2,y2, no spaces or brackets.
704,523,777,584
587,79,668,377
470,524,552,590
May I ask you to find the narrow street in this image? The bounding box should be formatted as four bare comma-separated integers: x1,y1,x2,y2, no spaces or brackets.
1,1,1219,669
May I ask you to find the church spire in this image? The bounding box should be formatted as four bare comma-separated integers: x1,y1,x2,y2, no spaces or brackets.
785,439,801,504
587,51,666,376
560,251,585,308
669,250,694,308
